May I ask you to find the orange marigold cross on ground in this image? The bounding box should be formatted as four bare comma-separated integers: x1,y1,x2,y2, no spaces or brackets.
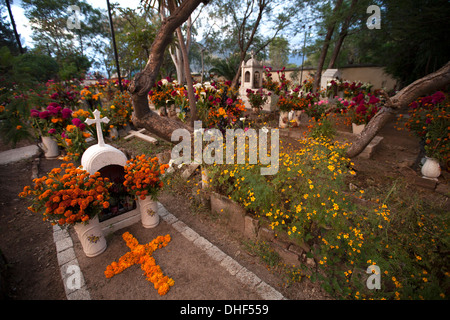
104,232,174,296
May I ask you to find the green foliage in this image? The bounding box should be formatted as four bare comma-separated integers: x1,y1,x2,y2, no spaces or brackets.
207,134,449,299
269,36,290,70
208,55,241,81
14,52,59,83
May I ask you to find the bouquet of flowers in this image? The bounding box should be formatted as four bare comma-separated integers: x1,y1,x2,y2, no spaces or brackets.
30,102,73,137
246,88,268,110
19,163,111,226
123,155,169,201
148,78,176,112
348,93,381,125
404,91,449,162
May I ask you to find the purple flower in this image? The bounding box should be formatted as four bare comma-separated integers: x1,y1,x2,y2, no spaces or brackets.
79,123,86,131
226,98,233,106
61,131,66,138
39,111,49,119
61,108,72,119
72,118,82,127
368,95,380,105
30,109,39,117
48,102,59,108
356,104,367,115
46,105,57,116
431,91,445,104
48,128,56,134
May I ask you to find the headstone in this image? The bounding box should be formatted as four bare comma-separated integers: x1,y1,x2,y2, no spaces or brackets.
81,109,140,234
238,53,278,112
321,69,341,90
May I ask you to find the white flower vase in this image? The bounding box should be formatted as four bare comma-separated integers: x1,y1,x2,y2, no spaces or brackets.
291,110,303,127
40,136,59,158
352,123,366,135
74,215,107,257
421,157,441,181
139,196,159,228
279,111,289,128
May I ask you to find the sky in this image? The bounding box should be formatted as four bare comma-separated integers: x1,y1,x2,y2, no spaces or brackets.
9,0,303,68
10,0,142,48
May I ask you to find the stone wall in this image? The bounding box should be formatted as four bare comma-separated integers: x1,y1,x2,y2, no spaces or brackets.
264,66,398,91
209,192,316,270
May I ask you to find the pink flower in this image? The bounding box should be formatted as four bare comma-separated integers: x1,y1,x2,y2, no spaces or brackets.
48,128,56,134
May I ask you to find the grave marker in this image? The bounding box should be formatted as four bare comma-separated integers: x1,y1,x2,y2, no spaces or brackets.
81,109,140,234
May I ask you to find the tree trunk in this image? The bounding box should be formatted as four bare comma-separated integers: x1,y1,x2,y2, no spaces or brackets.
176,27,197,126
313,0,344,92
129,0,206,141
346,61,450,158
328,0,358,69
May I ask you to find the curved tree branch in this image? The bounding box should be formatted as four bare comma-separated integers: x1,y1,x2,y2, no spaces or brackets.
346,61,450,158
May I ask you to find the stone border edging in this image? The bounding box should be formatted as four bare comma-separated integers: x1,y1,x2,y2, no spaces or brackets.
52,202,286,300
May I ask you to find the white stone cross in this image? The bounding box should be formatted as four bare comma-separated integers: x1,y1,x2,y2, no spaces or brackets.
85,109,110,147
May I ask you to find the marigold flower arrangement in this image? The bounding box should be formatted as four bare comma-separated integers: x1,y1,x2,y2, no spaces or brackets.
104,231,174,296
102,91,133,129
148,78,175,111
123,155,169,201
19,163,111,226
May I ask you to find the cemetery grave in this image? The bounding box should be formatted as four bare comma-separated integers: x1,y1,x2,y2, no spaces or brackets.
0,3,449,300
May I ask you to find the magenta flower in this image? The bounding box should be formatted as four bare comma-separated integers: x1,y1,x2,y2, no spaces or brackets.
368,95,380,105
39,111,49,119
72,118,82,127
48,128,56,134
431,91,445,104
30,109,39,117
61,108,72,119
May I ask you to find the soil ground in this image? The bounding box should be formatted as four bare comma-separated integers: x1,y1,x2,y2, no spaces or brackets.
0,115,448,300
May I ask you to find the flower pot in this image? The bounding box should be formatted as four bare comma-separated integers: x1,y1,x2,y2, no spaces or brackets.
291,110,303,127
352,123,366,135
421,157,441,180
40,136,59,158
74,215,107,257
279,111,289,128
139,196,159,228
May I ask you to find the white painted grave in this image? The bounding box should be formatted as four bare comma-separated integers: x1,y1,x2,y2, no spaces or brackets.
81,109,141,234
238,52,278,112
321,69,342,90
